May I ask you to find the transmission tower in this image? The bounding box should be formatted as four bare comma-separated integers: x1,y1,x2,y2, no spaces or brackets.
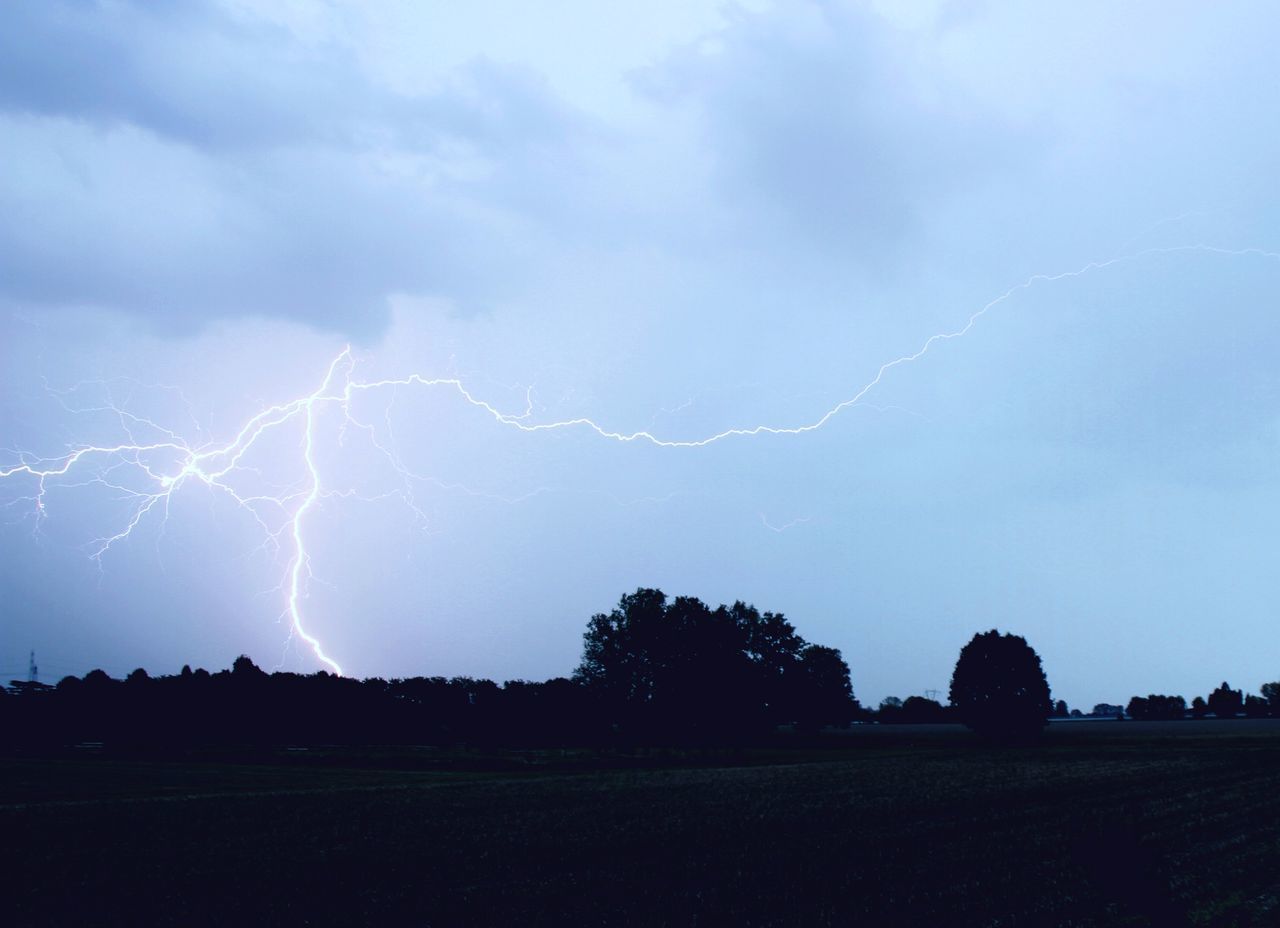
27,650,37,683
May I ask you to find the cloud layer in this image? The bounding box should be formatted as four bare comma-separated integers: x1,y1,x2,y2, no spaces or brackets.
2,1,1280,708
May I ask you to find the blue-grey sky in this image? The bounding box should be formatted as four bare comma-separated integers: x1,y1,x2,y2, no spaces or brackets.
2,0,1278,709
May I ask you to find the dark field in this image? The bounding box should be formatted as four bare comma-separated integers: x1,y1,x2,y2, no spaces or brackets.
4,721,1280,927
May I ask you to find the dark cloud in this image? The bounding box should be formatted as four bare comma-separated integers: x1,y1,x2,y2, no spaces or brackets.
3,1,1280,707
0,1,363,149
0,0,592,335
0,2,1035,336
0,1,589,152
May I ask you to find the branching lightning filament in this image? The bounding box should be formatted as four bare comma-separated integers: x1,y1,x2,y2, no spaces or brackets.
2,243,1276,673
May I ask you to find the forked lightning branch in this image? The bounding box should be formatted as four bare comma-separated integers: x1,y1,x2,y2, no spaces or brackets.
2,244,1275,674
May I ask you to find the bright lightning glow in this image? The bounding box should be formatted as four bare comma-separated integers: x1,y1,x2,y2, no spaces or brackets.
2,242,1276,673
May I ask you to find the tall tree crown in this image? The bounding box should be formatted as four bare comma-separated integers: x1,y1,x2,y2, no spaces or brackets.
949,629,1052,737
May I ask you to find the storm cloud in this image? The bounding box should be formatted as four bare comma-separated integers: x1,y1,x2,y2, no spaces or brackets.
2,1,1279,708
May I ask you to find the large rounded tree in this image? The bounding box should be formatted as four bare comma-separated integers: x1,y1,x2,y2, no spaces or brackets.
574,588,858,737
949,629,1052,738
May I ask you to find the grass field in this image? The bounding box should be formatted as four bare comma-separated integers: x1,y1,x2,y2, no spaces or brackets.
3,721,1279,926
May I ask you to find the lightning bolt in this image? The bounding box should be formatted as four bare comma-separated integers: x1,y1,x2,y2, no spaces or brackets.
760,513,812,534
2,242,1276,674
1,350,356,674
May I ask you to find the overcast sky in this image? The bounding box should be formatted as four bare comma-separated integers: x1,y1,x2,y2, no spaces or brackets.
2,0,1278,709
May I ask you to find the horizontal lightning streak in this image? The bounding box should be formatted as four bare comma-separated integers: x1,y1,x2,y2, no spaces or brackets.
2,242,1276,673
760,513,811,534
346,244,1276,447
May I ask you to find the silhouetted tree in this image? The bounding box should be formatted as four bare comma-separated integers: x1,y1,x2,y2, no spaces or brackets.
1190,696,1207,720
1125,694,1185,721
1052,700,1068,718
734,602,807,726
0,590,865,750
1261,681,1280,717
83,669,113,687
1206,681,1243,719
792,645,856,730
899,696,949,723
232,655,267,679
575,588,856,738
576,588,666,713
949,630,1052,738
1243,694,1268,718
876,696,903,723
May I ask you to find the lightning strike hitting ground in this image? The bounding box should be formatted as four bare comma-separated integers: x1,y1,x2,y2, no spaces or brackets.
2,243,1276,673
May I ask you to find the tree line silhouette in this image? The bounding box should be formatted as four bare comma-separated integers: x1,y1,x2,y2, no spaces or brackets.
4,589,1278,750
2,589,858,749
1125,681,1280,721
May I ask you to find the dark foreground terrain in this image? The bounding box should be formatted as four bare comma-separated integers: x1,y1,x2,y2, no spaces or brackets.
3,721,1279,927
